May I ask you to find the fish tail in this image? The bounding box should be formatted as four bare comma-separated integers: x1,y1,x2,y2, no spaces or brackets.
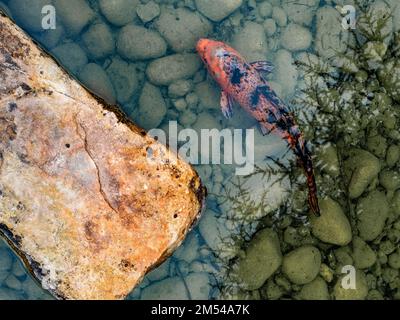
290,132,320,216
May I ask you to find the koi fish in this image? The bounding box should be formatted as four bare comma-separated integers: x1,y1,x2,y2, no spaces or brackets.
196,38,320,216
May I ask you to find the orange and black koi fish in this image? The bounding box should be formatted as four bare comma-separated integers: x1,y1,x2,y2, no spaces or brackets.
196,38,320,216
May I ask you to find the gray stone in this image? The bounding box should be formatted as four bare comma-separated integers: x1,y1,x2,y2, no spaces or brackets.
82,23,115,60
136,82,167,130
281,23,312,51
146,54,201,86
315,6,349,59
79,63,116,104
99,0,139,26
117,24,167,61
195,0,242,22
185,272,211,299
155,7,212,53
141,276,188,300
231,22,268,62
8,0,50,32
53,0,95,35
106,57,139,104
52,43,88,74
136,1,160,23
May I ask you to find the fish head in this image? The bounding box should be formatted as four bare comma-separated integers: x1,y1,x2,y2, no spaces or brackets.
196,38,240,88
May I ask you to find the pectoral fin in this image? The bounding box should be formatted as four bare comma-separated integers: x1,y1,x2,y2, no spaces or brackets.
250,61,275,73
220,91,234,118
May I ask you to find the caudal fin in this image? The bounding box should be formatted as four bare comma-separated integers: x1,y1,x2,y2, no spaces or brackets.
307,174,320,216
293,137,320,216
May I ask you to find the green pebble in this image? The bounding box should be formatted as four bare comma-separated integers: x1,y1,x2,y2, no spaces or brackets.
233,228,282,290
386,145,400,167
379,170,400,191
282,246,321,285
388,251,400,269
297,277,330,300
311,197,352,246
335,247,353,266
261,279,283,300
357,191,389,241
351,236,377,269
345,149,381,199
367,134,387,159
333,270,368,300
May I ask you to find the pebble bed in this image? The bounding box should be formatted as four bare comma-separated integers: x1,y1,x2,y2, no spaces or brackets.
0,0,399,300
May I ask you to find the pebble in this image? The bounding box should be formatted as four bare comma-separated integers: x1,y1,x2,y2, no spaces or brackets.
311,197,352,246
106,56,138,104
136,82,167,130
194,80,220,110
79,63,116,104
345,149,381,199
8,0,50,32
351,236,377,269
185,272,211,299
282,246,321,285
168,80,192,98
146,54,201,86
379,170,400,191
117,24,167,61
0,248,12,271
282,0,319,26
234,228,282,290
173,232,200,263
179,110,197,126
198,209,230,253
136,1,160,23
357,191,389,241
36,24,65,50
5,274,22,291
53,0,95,35
275,49,298,97
82,23,115,60
0,288,20,300
52,43,88,74
195,0,242,22
155,7,212,53
333,270,368,300
258,1,272,18
297,277,330,300
232,21,268,62
272,7,287,27
141,276,188,300
315,6,349,59
146,259,170,282
263,19,277,36
281,23,312,51
99,0,139,26
12,259,27,278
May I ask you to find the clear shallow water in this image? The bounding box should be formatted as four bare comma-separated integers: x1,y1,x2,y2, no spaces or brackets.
1,0,400,300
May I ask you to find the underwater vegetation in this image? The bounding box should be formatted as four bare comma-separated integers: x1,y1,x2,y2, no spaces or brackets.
0,0,399,300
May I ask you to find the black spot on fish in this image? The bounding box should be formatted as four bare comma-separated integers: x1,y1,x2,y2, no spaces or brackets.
230,67,244,85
